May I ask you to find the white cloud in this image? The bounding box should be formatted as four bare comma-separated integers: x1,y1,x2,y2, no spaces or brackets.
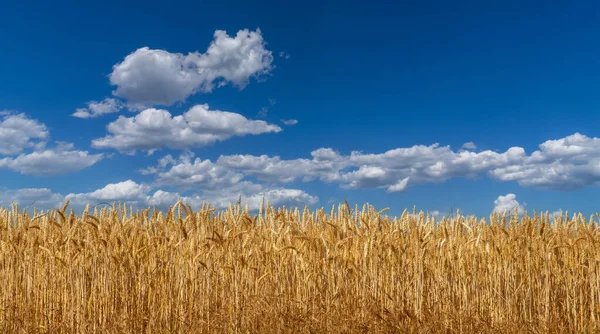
0,113,49,155
198,182,317,210
0,143,103,176
139,151,321,210
461,142,477,150
72,98,123,119
342,166,388,189
0,187,66,212
142,152,324,209
488,133,600,190
59,179,318,213
387,177,410,193
147,133,594,193
68,180,151,204
134,132,600,202
216,149,347,184
195,134,590,193
148,152,244,190
196,143,522,193
0,112,103,176
493,193,526,215
110,29,273,107
339,144,524,191
283,119,298,126
91,104,282,154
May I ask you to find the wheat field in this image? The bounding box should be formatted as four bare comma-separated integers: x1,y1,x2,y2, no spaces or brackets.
0,199,599,333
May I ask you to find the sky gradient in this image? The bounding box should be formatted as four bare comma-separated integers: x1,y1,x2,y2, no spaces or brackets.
1,0,599,218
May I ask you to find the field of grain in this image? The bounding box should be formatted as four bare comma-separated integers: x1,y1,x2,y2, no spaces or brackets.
0,199,599,333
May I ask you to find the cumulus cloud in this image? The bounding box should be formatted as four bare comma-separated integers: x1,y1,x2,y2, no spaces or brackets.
134,132,600,206
145,151,244,190
198,182,318,210
488,133,600,190
139,152,320,210
0,113,49,155
169,132,600,193
493,193,526,215
91,104,281,154
339,144,525,191
146,143,520,194
0,113,103,176
0,142,104,176
216,149,347,184
110,29,273,107
0,187,66,211
2,179,317,213
72,98,123,119
68,180,151,204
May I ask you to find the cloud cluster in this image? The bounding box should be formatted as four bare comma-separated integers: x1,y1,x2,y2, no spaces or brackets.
135,132,600,194
1,178,318,214
110,29,273,107
91,104,281,154
0,113,103,176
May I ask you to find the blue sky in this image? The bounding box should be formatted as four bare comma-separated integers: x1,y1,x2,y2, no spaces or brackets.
1,0,600,218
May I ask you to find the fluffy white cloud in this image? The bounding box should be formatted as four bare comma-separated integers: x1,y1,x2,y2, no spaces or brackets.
0,112,103,176
110,29,273,107
145,151,244,190
146,143,521,194
72,98,123,119
217,149,347,184
338,144,525,191
67,180,151,204
488,133,600,190
66,179,317,213
0,142,103,176
0,113,49,155
493,193,526,215
91,104,282,154
0,187,66,212
197,182,318,210
180,133,600,193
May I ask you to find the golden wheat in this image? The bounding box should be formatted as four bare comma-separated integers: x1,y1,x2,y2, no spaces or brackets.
0,200,598,333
